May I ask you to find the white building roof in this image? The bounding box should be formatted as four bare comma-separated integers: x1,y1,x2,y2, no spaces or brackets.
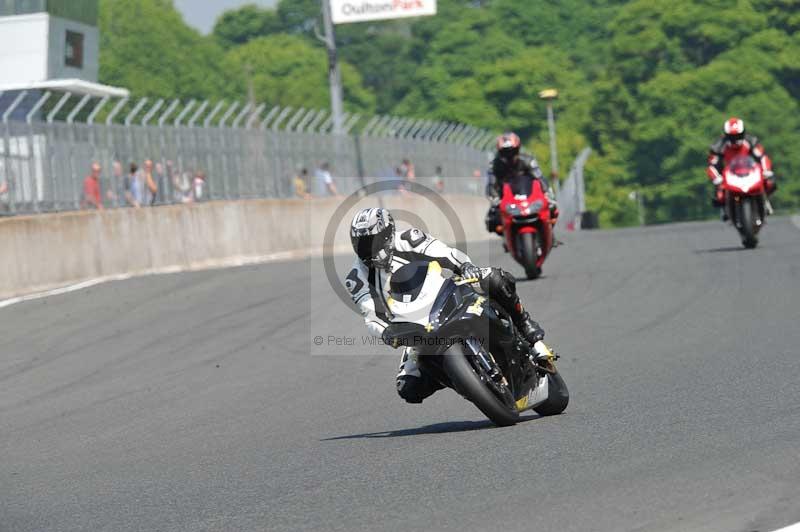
0,78,129,98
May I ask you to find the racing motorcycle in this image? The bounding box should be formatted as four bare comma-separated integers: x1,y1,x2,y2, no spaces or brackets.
722,155,769,248
382,260,568,426
492,174,554,279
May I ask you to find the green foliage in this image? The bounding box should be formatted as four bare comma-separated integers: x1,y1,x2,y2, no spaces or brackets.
98,0,800,224
335,22,417,112
213,4,283,49
275,0,319,33
98,0,234,100
99,0,374,114
224,35,375,113
595,1,800,222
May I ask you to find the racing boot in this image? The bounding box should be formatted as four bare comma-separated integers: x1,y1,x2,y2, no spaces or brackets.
548,195,559,221
396,348,443,404
714,188,729,221
481,269,545,347
514,306,545,347
764,177,775,216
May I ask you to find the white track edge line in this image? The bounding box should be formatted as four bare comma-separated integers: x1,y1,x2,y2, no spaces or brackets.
771,522,800,532
0,245,352,310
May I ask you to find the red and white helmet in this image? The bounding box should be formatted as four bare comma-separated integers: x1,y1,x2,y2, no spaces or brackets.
723,117,745,144
496,132,521,162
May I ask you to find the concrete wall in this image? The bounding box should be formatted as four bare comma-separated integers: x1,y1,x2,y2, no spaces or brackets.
0,196,491,299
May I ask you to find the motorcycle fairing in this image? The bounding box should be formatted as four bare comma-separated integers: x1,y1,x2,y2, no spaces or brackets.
383,260,547,413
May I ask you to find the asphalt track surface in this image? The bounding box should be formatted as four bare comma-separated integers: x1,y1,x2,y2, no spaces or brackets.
2,217,800,532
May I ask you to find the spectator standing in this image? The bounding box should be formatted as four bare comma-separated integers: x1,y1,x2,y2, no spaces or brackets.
0,163,9,212
470,168,484,195
399,159,416,183
143,159,158,205
433,165,444,193
110,160,124,207
82,162,103,210
294,168,311,199
395,158,417,194
172,165,193,203
314,162,339,197
125,162,144,208
192,170,207,201
154,162,169,204
395,166,408,194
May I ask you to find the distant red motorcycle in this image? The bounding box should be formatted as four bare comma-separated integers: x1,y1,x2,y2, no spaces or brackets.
722,155,769,248
492,174,554,279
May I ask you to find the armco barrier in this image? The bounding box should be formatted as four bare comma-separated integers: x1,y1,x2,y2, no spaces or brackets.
0,196,493,299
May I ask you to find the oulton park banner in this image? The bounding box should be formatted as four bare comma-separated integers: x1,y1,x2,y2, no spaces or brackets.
330,0,437,24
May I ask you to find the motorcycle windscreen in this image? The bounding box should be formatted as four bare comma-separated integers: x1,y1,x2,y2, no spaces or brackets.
508,174,534,196
729,155,758,176
388,261,447,325
725,155,762,193
389,261,430,302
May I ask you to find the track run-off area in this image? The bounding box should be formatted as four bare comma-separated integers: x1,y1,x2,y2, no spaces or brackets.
2,217,800,532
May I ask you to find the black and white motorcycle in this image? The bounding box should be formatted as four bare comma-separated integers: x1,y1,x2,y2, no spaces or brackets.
382,260,569,426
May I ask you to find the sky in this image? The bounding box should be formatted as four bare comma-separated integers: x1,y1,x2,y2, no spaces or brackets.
174,0,278,34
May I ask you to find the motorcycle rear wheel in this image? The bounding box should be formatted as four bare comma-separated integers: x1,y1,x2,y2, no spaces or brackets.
443,345,519,427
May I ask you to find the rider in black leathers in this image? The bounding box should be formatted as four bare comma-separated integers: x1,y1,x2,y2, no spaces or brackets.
485,132,558,233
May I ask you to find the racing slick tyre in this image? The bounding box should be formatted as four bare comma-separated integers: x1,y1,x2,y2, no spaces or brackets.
533,370,570,416
740,198,759,249
520,232,541,279
442,344,519,427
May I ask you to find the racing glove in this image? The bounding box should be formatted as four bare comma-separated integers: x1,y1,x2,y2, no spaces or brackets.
459,262,483,282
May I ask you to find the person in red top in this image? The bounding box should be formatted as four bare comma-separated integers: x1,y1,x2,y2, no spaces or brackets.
707,117,775,215
82,162,104,210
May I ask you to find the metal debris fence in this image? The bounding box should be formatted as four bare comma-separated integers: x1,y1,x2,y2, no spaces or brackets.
0,91,496,215
555,148,591,231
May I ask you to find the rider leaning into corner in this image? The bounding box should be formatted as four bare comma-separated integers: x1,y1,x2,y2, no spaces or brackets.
485,132,559,234
707,117,776,219
345,207,550,404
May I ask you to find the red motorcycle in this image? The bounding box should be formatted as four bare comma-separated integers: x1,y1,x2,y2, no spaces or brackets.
722,155,769,248
492,174,554,279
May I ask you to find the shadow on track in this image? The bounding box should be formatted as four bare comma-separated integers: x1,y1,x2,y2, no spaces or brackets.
694,246,745,254
321,415,541,441
516,275,548,284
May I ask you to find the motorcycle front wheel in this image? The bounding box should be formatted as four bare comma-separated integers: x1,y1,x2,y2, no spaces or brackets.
533,370,570,416
740,198,759,249
519,232,541,279
442,344,519,427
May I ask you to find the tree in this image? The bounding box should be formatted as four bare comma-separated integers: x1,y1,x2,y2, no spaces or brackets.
99,0,233,100
98,0,800,224
335,23,418,113
276,0,319,33
213,4,283,49
224,35,376,113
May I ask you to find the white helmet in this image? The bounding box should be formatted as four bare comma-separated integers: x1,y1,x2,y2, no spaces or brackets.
724,117,745,144
350,208,395,269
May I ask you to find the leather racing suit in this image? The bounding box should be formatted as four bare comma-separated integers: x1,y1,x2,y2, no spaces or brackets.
345,227,544,403
485,153,558,233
